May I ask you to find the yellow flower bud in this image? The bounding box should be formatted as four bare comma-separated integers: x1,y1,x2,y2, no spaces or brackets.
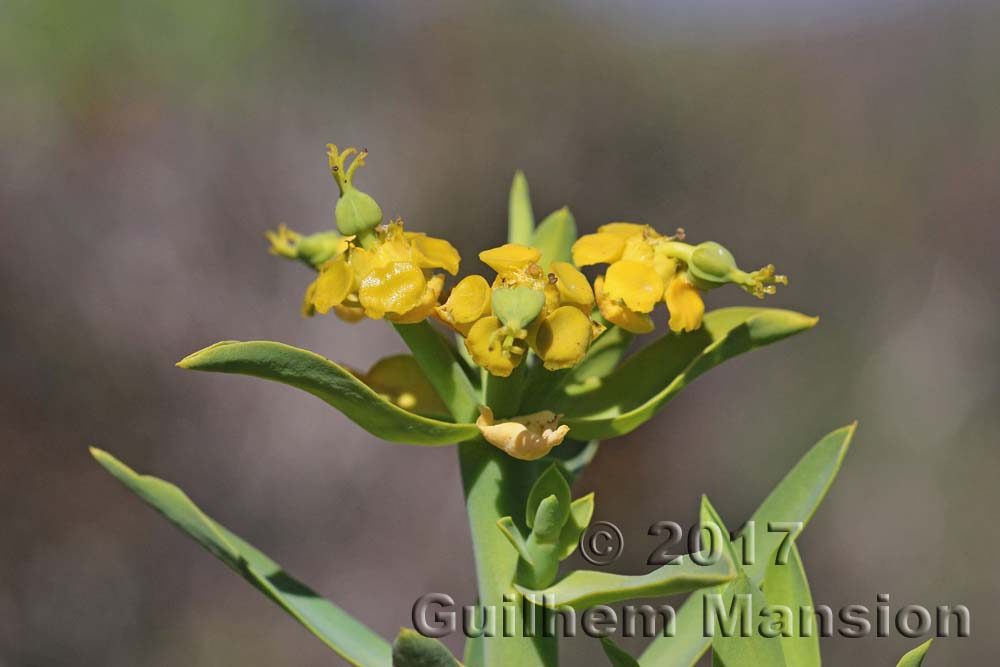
476,406,570,461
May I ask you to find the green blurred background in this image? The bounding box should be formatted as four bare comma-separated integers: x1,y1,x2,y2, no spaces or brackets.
2,0,996,664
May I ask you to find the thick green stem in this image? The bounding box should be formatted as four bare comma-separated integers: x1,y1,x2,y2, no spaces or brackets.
458,441,558,667
482,364,526,419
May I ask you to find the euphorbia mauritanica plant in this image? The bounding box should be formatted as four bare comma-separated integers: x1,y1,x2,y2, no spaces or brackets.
92,144,935,666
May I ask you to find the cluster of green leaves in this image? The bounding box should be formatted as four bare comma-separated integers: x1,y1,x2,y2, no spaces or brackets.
91,172,936,666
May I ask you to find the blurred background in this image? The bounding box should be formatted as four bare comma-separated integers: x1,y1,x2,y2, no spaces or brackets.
2,0,997,664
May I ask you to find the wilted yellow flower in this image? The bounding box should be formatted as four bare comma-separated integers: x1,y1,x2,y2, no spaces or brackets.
436,244,603,376
476,406,570,461
573,223,785,334
301,220,459,324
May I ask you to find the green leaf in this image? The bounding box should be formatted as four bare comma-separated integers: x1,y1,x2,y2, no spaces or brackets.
764,542,820,667
600,637,641,667
517,551,734,610
532,495,565,540
394,321,481,423
532,206,577,269
528,325,633,413
710,572,787,667
699,496,739,568
558,308,818,440
556,493,595,560
392,628,462,667
562,325,634,395
496,516,533,563
526,464,571,530
178,340,478,445
640,423,855,667
897,640,933,667
91,448,390,667
508,171,534,246
463,635,483,667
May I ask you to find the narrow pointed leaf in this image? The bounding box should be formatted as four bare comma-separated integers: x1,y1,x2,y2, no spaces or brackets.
463,636,483,667
710,572,787,667
91,449,390,667
601,637,641,667
558,308,818,440
517,552,734,610
529,325,633,411
178,340,478,445
508,171,534,245
640,424,855,667
562,325,633,395
700,495,739,568
764,542,820,667
392,628,462,667
526,464,572,529
897,640,933,666
556,493,596,560
532,207,577,269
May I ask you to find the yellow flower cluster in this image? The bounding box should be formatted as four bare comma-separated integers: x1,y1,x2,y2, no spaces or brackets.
303,221,460,323
573,223,786,334
435,244,604,377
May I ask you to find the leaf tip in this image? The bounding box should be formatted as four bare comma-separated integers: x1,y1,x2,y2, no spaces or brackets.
176,340,241,369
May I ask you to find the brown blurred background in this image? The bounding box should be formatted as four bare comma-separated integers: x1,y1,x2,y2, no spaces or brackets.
1,0,997,664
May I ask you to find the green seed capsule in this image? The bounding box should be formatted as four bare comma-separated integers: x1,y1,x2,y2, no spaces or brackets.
327,144,384,237
491,285,546,330
335,188,383,236
296,231,348,266
688,241,738,289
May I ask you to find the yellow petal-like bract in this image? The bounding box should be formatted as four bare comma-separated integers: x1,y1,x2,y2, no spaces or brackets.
571,232,625,267
603,260,664,313
359,262,427,319
531,306,594,370
594,275,655,334
311,257,354,314
665,276,705,333
479,244,542,274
